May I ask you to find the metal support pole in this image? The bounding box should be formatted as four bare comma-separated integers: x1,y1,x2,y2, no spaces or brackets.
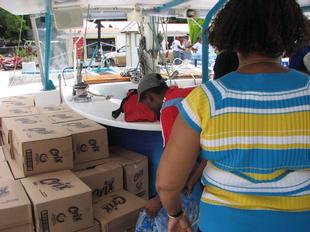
97,21,101,52
44,0,55,90
154,0,190,12
202,0,227,83
95,20,103,64
30,15,44,86
144,16,159,75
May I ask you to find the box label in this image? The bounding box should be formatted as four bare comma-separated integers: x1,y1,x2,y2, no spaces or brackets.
66,122,91,129
35,148,64,164
14,117,40,124
45,107,57,111
44,206,83,227
25,128,55,135
0,186,9,198
38,178,74,191
132,168,147,198
9,108,29,114
68,206,83,222
52,114,74,120
25,149,34,171
92,178,115,198
44,106,64,112
100,195,127,213
41,210,50,232
78,139,100,154
9,102,28,106
51,206,83,224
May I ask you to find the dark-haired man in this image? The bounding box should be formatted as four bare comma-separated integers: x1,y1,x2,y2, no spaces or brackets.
138,73,206,217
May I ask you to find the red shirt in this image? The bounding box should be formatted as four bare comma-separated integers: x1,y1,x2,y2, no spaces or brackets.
160,86,194,147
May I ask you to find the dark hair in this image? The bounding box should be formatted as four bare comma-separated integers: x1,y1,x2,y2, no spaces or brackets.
140,82,169,100
213,51,239,79
208,0,310,58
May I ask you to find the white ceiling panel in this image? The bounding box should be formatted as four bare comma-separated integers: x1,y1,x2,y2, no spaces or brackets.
0,0,309,16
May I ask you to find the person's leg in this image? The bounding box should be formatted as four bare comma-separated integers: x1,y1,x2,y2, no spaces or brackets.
180,51,185,60
173,51,181,65
185,51,192,60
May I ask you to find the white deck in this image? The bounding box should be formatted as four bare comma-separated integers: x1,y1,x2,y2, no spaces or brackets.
63,79,200,131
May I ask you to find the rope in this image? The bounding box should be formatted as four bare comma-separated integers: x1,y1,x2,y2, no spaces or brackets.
11,15,24,87
147,18,171,78
190,18,203,30
70,89,112,101
159,18,172,78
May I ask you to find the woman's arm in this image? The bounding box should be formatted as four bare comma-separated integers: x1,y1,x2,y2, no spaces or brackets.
184,159,207,196
156,115,200,216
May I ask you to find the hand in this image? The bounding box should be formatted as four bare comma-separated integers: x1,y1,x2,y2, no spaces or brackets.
183,176,196,196
168,215,192,232
144,196,162,217
184,160,207,196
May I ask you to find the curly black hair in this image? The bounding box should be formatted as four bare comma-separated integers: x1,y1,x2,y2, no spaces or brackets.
208,0,310,58
213,51,239,79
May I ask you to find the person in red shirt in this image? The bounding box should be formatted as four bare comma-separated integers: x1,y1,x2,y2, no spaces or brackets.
138,73,206,217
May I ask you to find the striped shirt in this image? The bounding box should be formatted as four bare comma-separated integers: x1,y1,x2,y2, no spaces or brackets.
178,70,310,231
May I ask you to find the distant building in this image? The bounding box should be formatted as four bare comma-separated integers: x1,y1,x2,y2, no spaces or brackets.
68,21,189,66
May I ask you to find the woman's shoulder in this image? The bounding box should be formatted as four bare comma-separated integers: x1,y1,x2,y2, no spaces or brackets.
215,69,309,93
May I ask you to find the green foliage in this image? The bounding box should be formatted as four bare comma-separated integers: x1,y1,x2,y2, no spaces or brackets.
16,46,36,61
0,9,29,42
187,18,204,44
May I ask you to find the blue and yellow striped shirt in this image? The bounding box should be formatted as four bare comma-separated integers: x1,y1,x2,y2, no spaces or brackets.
179,69,310,214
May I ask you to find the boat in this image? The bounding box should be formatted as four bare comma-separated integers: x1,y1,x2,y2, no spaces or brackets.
0,1,309,231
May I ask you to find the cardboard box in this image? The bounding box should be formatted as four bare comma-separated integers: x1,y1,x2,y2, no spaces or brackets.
3,120,73,178
94,190,146,232
2,115,48,145
1,223,33,232
0,147,5,162
3,147,24,180
75,220,101,232
75,162,123,201
21,170,93,232
59,119,109,165
73,158,107,172
0,162,14,181
109,147,149,200
45,111,85,124
0,180,33,232
38,104,72,114
0,95,35,107
0,106,39,119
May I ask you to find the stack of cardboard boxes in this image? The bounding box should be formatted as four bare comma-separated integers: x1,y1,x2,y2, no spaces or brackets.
0,95,149,232
0,180,33,231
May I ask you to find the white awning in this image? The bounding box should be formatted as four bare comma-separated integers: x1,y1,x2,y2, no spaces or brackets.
1,0,308,16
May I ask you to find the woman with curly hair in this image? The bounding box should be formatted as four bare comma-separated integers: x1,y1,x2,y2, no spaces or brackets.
156,0,310,231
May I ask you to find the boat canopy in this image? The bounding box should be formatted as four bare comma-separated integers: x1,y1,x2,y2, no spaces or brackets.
0,0,309,16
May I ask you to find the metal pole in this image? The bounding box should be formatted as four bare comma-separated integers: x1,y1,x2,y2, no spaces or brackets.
58,74,63,104
202,0,227,83
154,0,190,12
44,0,55,90
97,20,101,52
30,15,45,87
95,19,103,66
